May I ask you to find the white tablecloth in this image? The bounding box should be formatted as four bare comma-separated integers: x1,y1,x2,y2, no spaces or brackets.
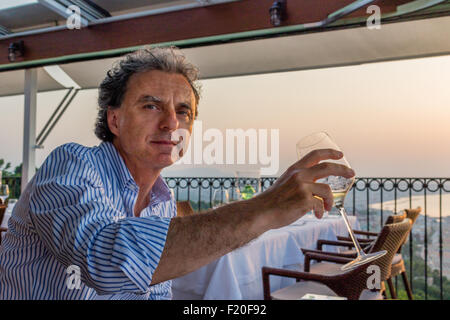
172,215,359,300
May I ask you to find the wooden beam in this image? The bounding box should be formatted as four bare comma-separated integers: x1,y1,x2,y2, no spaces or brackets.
0,0,416,66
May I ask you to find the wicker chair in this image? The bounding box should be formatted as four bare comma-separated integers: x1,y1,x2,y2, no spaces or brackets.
262,219,412,300
0,205,6,246
176,201,195,217
312,212,407,263
0,205,5,224
335,211,407,244
0,227,6,246
387,207,421,299
322,208,419,298
311,208,420,299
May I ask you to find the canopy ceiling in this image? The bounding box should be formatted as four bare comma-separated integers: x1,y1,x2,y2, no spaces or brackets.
0,15,449,97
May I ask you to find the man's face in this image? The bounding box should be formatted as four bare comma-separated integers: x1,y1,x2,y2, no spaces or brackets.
107,70,196,170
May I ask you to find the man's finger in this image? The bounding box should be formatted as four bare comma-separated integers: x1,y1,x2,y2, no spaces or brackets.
302,162,355,182
311,196,325,219
293,149,343,170
309,182,333,211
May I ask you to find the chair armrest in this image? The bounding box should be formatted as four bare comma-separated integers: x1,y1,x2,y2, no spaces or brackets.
336,236,373,243
303,251,354,272
262,266,335,300
302,248,357,259
353,230,379,237
317,239,355,250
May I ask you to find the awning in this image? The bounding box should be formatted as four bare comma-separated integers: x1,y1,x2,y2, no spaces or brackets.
1,15,449,98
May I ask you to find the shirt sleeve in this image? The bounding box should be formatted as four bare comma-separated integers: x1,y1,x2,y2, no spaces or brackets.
28,143,172,295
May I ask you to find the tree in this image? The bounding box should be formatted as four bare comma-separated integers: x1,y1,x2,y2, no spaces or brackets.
14,163,22,176
0,158,13,177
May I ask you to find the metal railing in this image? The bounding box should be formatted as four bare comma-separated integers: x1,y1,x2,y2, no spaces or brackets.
2,176,449,300
166,176,450,300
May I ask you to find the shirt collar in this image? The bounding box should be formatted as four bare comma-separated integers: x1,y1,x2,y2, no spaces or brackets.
99,141,171,203
150,176,172,204
100,141,136,191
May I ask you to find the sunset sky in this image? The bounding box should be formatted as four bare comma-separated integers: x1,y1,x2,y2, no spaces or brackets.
0,54,449,178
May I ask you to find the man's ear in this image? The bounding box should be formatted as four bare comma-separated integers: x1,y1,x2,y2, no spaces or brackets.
107,108,120,137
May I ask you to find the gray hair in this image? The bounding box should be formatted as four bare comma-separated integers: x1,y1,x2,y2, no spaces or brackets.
95,46,201,142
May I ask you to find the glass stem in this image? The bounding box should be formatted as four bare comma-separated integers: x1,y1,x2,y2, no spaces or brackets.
336,205,365,258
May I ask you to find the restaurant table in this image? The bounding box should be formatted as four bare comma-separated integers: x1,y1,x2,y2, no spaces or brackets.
172,214,359,300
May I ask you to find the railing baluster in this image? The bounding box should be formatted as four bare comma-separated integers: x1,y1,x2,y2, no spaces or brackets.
393,179,398,293
424,181,428,300
366,182,370,232
439,183,443,300
409,179,413,295
209,179,213,210
380,181,384,229
197,179,201,211
352,184,356,216
187,178,191,204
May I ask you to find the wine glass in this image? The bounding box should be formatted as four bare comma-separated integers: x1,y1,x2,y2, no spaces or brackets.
296,132,386,271
0,184,9,205
212,189,229,208
228,184,243,202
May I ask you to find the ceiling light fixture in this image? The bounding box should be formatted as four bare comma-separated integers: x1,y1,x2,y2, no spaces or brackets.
269,0,287,27
8,40,24,62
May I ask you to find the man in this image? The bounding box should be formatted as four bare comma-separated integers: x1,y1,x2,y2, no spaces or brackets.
0,46,354,299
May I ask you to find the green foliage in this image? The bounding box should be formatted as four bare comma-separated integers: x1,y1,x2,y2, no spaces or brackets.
0,158,12,177
395,239,449,300
13,163,22,176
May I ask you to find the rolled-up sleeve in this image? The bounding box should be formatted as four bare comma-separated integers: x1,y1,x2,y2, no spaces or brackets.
29,143,171,295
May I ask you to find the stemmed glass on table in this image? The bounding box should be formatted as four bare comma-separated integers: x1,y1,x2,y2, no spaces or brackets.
212,189,229,208
0,184,9,205
296,132,386,271
212,186,242,209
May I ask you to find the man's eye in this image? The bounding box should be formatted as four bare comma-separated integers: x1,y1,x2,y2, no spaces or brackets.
144,104,157,110
177,110,192,119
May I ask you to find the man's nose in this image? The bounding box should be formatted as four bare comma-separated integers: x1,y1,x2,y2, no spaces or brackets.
160,108,179,132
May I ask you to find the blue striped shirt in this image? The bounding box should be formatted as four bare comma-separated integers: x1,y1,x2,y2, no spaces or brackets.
0,142,176,299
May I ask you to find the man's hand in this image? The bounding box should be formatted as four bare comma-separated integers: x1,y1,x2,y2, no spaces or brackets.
252,148,355,229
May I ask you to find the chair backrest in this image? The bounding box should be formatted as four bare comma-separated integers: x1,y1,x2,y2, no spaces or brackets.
176,201,195,217
385,211,407,224
362,212,406,253
404,207,421,226
0,205,6,226
368,219,412,280
397,207,421,250
324,219,412,300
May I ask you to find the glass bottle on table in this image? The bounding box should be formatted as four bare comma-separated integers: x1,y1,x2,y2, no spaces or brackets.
296,132,386,271
236,170,261,200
